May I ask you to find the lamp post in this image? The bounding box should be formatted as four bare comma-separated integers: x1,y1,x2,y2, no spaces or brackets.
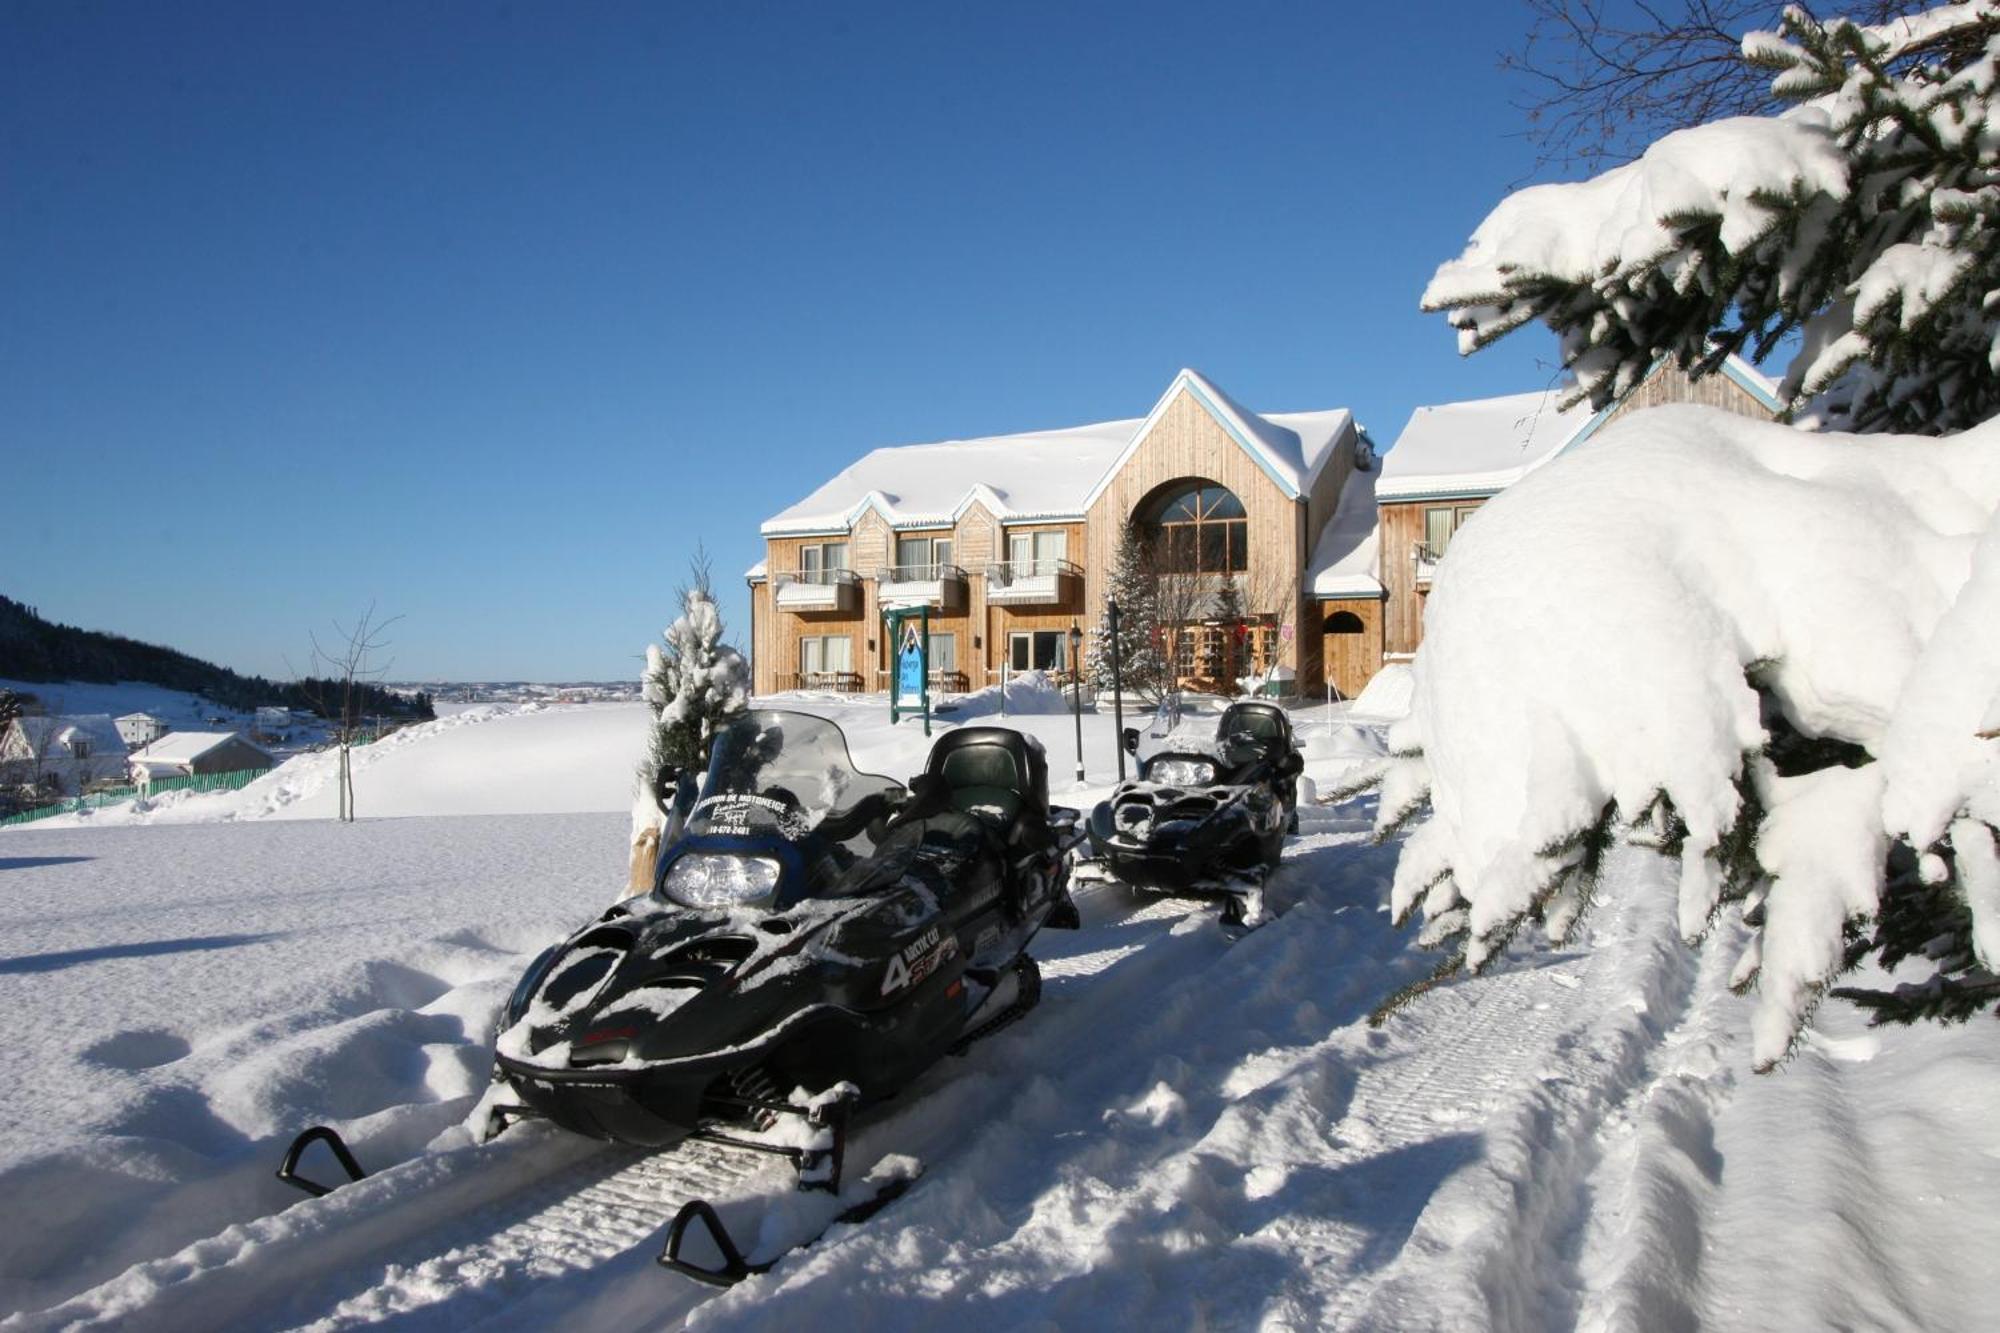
1068,622,1085,785
1108,598,1125,781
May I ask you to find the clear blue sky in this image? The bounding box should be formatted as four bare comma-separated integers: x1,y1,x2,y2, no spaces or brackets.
4,1,1567,682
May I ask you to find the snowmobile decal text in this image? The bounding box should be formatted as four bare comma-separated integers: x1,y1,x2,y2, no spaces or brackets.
692,793,797,836
880,927,957,996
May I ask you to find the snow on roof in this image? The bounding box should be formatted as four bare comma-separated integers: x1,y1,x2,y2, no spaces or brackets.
762,369,1355,535
744,560,768,582
129,731,267,766
116,711,164,724
762,418,1141,534
1376,387,1592,500
1307,463,1383,597
9,714,127,756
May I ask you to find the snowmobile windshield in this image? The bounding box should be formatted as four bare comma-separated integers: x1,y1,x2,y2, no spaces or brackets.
688,711,904,855
1137,711,1285,781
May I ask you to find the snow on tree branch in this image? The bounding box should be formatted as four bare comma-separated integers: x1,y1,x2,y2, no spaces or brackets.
1430,0,2000,435
1374,406,2000,1067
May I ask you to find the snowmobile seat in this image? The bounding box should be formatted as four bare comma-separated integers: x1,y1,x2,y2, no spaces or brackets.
924,728,1049,834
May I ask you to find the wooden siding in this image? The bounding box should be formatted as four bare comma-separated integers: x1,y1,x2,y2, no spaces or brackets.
1318,597,1385,699
1602,361,1772,429
1082,387,1311,682
1378,500,1461,657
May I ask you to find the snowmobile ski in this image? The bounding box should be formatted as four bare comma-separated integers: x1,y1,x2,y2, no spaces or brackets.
659,1159,925,1287
275,1125,369,1198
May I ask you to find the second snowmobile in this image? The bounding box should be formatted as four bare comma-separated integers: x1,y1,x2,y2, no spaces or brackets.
1084,700,1304,926
483,709,1082,1190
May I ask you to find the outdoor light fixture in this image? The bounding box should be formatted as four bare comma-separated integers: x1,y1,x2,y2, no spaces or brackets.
1068,622,1084,784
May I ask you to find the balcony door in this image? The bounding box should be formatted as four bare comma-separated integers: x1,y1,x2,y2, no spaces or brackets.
1006,529,1066,574
800,541,847,584
896,535,952,579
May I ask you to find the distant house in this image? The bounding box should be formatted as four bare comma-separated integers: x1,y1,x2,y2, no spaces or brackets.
116,712,170,748
0,715,130,795
254,706,292,739
128,731,275,783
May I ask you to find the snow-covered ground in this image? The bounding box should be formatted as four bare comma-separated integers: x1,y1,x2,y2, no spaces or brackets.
2,696,1995,1329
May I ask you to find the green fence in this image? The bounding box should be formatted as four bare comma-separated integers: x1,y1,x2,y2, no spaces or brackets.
0,767,270,828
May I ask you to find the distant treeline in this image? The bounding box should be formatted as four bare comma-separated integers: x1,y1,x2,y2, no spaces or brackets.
0,595,433,722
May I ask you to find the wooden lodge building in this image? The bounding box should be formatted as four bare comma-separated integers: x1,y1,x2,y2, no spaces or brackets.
746,359,1780,701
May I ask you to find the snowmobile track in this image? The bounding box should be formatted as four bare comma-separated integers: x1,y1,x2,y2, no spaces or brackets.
13,865,1230,1331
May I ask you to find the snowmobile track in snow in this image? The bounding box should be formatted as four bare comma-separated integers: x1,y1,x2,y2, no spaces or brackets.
12,856,1233,1331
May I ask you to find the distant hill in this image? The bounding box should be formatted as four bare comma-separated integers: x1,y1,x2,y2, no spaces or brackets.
0,595,431,721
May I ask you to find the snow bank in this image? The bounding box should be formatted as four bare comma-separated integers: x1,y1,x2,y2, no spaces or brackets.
1346,662,1414,723
942,670,1074,718
1384,405,2000,1064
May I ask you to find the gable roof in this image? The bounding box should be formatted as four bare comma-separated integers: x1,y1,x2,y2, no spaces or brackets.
1078,369,1354,510
6,714,127,758
761,369,1356,536
129,731,270,766
1377,387,1591,501
1378,354,1781,503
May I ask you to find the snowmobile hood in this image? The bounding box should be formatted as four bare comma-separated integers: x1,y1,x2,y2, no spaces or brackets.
496,875,955,1076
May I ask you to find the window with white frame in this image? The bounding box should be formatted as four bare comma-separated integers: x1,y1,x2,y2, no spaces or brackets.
927,633,957,682
1005,529,1067,575
799,635,852,680
798,541,849,584
1007,630,1068,673
895,535,953,578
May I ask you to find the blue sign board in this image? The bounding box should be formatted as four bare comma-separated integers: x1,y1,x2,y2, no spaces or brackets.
897,636,925,707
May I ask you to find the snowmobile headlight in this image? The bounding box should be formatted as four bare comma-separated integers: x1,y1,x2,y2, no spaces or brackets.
662,853,783,909
1149,758,1217,787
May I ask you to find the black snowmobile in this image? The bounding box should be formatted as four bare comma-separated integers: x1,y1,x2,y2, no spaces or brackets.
483,709,1082,1194
1084,700,1304,927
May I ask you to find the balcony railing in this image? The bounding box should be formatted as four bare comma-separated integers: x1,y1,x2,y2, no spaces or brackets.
873,668,969,694
984,557,1082,606
874,562,968,610
777,670,864,693
773,567,862,612
1412,541,1446,582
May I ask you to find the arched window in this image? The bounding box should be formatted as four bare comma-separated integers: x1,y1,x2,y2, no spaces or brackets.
1145,481,1247,574
1325,610,1365,634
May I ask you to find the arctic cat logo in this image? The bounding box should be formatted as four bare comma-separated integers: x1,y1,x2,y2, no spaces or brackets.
880,927,957,996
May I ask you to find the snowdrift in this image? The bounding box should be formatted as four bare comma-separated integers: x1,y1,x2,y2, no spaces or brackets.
1383,404,2000,1064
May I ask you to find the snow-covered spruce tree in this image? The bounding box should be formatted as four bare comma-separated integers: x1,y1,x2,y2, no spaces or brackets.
1088,521,1168,703
1382,1,2000,1067
1430,2,2000,436
626,556,750,894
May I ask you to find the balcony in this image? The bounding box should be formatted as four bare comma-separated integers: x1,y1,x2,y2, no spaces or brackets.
983,557,1082,607
1412,541,1445,585
774,567,862,613
874,562,967,611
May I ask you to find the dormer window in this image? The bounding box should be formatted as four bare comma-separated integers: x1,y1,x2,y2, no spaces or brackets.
896,535,953,578
799,541,848,585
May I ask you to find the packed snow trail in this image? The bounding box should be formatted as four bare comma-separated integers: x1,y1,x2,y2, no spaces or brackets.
10,767,1998,1327
7,811,1339,1330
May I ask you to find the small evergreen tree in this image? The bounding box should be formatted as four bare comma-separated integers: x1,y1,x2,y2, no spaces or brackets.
1088,521,1167,702
628,553,751,893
